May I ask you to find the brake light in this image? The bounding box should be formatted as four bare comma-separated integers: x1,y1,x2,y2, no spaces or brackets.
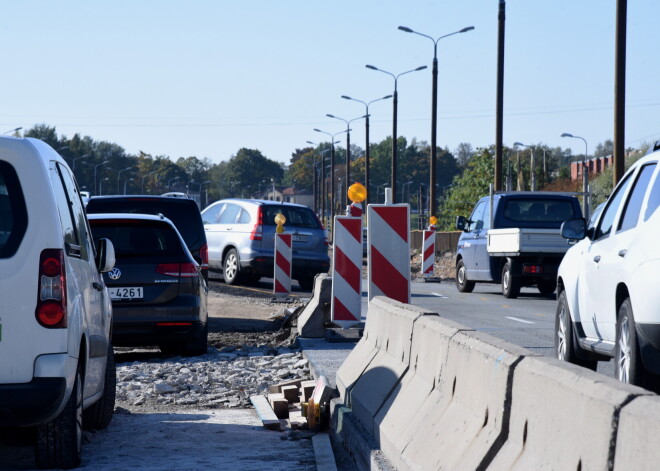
199,243,209,270
156,262,199,277
36,249,67,328
250,207,264,240
523,265,544,274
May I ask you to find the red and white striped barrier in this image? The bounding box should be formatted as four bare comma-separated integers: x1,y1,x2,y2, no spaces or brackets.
331,216,363,328
273,233,292,298
422,230,435,277
367,204,410,304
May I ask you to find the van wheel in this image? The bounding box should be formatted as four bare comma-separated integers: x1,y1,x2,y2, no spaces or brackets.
455,260,475,293
83,343,116,430
223,249,241,285
501,262,520,299
36,363,83,469
615,298,653,387
537,279,557,296
555,291,597,370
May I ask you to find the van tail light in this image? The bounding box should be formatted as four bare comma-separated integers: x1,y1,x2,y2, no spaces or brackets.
199,243,209,270
156,262,199,278
523,264,544,274
250,207,264,240
36,249,67,328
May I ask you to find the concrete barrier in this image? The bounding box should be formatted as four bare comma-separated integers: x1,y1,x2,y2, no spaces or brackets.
487,356,651,470
343,297,428,437
613,395,660,469
374,314,469,468
297,273,332,338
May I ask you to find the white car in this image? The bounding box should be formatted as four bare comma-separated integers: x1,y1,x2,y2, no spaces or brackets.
556,147,660,388
0,137,116,469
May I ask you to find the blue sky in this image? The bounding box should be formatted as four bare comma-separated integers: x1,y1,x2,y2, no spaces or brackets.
1,1,658,164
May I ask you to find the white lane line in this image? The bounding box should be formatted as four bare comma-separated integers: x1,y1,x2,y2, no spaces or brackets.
506,316,535,325
431,292,448,298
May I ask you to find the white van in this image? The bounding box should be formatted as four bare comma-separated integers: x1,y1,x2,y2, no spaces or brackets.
0,137,116,469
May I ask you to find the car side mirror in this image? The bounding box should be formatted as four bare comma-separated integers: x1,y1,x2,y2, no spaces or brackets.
456,216,467,231
95,238,116,273
561,218,587,241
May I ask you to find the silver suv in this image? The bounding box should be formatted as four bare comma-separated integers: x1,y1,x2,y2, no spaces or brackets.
0,137,116,469
201,199,329,290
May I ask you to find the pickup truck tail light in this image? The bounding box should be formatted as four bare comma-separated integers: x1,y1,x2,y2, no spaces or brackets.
250,207,264,240
523,264,544,274
156,263,199,278
36,249,67,328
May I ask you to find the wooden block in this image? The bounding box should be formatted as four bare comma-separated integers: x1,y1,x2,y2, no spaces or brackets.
290,415,308,430
249,395,281,430
267,393,289,419
269,378,303,394
281,385,299,404
301,380,316,403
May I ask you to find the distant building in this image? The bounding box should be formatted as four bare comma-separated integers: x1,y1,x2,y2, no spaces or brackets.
570,155,614,180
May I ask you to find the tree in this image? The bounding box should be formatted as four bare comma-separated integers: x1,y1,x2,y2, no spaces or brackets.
594,139,614,158
455,142,474,168
223,148,283,198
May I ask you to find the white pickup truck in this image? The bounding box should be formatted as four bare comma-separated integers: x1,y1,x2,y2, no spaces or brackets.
455,192,583,298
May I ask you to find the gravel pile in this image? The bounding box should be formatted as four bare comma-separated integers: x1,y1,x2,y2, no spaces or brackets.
116,346,312,412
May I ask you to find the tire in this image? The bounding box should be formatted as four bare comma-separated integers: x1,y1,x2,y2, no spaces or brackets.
455,259,475,293
159,344,179,355
183,323,208,357
83,343,116,430
223,248,241,285
501,262,520,299
297,276,315,292
36,363,83,469
615,298,652,387
555,291,597,371
538,279,557,296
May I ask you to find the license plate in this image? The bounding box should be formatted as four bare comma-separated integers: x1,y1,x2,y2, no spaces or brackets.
109,287,143,300
292,234,309,243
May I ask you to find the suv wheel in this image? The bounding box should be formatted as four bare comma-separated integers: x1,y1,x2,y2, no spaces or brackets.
83,343,116,430
501,262,520,299
615,298,652,387
555,291,597,370
36,363,83,469
223,249,241,285
455,259,475,293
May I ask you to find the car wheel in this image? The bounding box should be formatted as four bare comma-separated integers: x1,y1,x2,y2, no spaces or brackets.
501,262,520,299
455,259,475,293
555,291,597,370
83,342,116,430
183,323,208,357
223,248,241,285
297,276,315,292
615,298,652,387
537,279,557,296
36,362,83,469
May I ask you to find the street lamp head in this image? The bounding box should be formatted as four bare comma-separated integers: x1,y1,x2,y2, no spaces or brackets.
398,26,414,33
341,95,352,100
365,64,378,71
306,140,316,145
513,141,524,147
313,128,322,133
561,133,573,138
326,114,336,119
415,65,428,71
460,26,475,33
383,94,393,100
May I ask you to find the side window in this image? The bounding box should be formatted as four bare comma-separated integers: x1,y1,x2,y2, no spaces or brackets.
469,201,486,232
237,208,251,224
57,164,91,260
644,167,660,221
202,203,223,224
0,161,28,258
49,165,78,250
594,172,633,240
618,163,656,233
218,203,240,224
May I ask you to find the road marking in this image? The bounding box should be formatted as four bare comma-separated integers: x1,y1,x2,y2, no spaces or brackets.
431,292,448,298
501,305,510,308
506,316,535,325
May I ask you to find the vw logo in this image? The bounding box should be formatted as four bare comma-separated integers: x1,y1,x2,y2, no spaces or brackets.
108,268,122,280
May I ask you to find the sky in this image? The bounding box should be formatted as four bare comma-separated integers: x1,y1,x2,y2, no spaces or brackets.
1,1,658,165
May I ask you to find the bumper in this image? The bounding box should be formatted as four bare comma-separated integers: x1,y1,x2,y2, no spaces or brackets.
0,378,66,427
242,256,330,279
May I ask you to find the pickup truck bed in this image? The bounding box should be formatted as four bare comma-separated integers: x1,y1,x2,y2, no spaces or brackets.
487,228,571,256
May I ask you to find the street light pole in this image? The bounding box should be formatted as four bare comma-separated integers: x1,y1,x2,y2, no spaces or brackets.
513,142,535,191
326,114,366,206
123,178,134,195
341,94,392,206
72,154,90,173
561,133,589,217
3,127,22,135
142,171,158,194
398,25,474,219
117,167,133,195
366,64,427,203
200,180,212,208
99,177,109,196
94,160,110,196
314,128,349,223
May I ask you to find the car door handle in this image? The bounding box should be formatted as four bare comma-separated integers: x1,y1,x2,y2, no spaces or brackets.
92,282,104,291
618,249,627,258
593,255,601,263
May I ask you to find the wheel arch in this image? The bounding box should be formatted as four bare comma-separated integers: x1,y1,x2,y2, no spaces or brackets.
615,283,631,321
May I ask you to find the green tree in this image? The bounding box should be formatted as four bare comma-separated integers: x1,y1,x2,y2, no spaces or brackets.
223,148,283,198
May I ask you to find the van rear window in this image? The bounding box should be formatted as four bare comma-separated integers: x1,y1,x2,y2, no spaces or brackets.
89,221,185,258
262,205,320,228
0,161,28,258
